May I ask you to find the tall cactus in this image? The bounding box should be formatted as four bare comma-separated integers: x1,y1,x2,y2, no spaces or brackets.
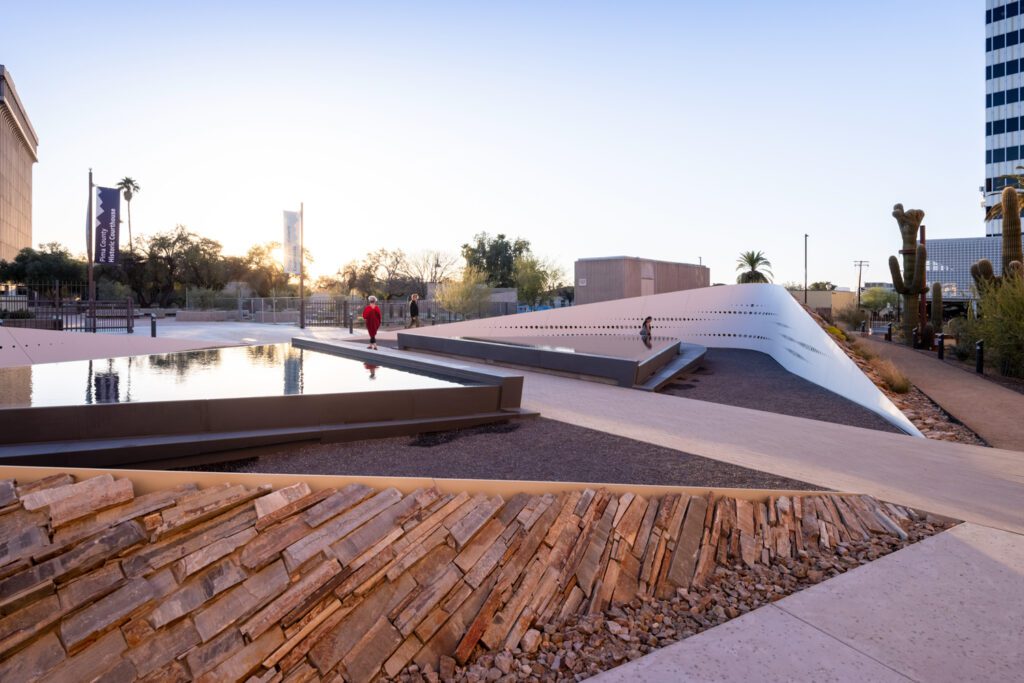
972,186,1024,289
931,281,943,331
888,204,927,345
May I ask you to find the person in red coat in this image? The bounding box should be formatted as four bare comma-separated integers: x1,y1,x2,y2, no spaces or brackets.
362,295,382,350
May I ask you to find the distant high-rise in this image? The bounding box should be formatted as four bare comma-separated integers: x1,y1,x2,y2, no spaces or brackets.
0,66,38,262
985,2,1024,236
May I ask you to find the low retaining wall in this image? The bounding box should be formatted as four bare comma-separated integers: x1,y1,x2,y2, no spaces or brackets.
0,318,62,330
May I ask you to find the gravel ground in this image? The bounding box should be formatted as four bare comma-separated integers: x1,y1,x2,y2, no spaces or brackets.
183,418,819,490
661,349,901,433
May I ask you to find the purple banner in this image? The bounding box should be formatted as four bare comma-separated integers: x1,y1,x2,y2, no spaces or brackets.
94,186,120,264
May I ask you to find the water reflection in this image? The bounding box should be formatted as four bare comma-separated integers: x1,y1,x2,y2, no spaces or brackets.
147,349,223,376
0,343,465,409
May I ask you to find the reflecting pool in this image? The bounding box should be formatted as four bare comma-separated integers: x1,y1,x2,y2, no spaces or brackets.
461,335,677,361
0,343,469,409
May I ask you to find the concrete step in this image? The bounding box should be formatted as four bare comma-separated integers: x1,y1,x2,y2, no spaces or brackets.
636,342,706,392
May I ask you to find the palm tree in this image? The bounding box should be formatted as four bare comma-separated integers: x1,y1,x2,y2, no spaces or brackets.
735,250,773,283
116,177,141,252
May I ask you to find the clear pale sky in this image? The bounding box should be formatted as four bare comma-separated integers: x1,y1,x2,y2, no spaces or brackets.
4,1,981,287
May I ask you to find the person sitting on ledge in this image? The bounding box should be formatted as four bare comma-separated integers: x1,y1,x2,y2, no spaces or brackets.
640,316,653,348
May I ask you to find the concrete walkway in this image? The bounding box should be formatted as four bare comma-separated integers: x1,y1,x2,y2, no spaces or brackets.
593,523,1024,683
861,335,1024,451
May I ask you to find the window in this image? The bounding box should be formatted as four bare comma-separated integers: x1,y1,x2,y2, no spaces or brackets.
1009,117,1020,132
988,121,994,136
995,90,1007,105
995,62,1006,78
1010,31,1020,47
1008,146,1019,162
988,150,994,164
995,120,1006,134
996,34,1006,50
1008,59,1020,75
988,37,994,52
995,6,1006,21
995,148,1006,162
1010,2,1020,18
988,9,993,24
1010,89,1020,104
988,65,993,79
988,93,994,107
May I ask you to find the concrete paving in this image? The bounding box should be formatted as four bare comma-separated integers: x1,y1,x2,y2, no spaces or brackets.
593,523,1024,683
860,335,1024,451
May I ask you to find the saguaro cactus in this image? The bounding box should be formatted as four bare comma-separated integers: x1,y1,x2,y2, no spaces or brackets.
931,281,943,331
888,204,927,345
972,186,1024,288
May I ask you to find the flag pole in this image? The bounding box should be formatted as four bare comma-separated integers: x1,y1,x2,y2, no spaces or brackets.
299,202,305,329
86,169,96,332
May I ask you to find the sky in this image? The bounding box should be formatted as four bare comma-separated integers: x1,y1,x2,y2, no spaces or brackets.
3,1,982,288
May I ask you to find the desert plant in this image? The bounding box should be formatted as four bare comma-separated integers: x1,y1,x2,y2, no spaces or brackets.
888,204,927,346
850,341,876,361
976,275,1024,377
871,358,911,393
930,282,943,331
972,186,1024,289
825,325,847,342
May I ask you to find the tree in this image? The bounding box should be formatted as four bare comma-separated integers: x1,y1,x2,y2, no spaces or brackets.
339,259,377,297
861,287,898,313
116,178,141,252
368,248,411,300
735,251,773,283
809,281,836,291
0,243,87,284
514,256,566,306
406,250,460,295
461,232,531,288
243,242,291,297
435,268,492,319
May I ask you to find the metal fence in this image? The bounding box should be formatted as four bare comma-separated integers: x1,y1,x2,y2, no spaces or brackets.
1,283,135,333
186,295,532,327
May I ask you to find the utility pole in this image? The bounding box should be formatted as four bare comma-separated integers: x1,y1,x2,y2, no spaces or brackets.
853,260,869,308
803,234,808,304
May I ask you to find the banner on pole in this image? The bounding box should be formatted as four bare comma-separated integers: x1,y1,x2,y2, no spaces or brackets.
283,210,301,275
94,186,120,264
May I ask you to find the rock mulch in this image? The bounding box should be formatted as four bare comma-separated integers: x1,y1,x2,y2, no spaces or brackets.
802,307,986,445
0,472,951,683
841,342,986,445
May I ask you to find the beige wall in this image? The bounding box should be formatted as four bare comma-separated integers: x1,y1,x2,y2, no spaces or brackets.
575,257,709,305
788,289,857,315
0,67,38,263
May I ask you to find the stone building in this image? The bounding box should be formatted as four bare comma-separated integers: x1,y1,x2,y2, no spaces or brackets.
0,66,39,262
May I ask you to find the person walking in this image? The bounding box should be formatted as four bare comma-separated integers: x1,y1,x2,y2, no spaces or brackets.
407,293,421,328
362,295,382,350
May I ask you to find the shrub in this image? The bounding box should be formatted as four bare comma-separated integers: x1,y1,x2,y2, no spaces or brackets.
826,325,847,342
0,309,33,319
871,358,911,393
834,305,867,329
850,341,875,361
947,315,978,361
977,276,1024,377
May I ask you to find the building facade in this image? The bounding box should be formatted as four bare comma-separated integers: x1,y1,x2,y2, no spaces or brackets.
0,66,38,263
925,236,1002,300
574,256,709,305
984,2,1024,235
